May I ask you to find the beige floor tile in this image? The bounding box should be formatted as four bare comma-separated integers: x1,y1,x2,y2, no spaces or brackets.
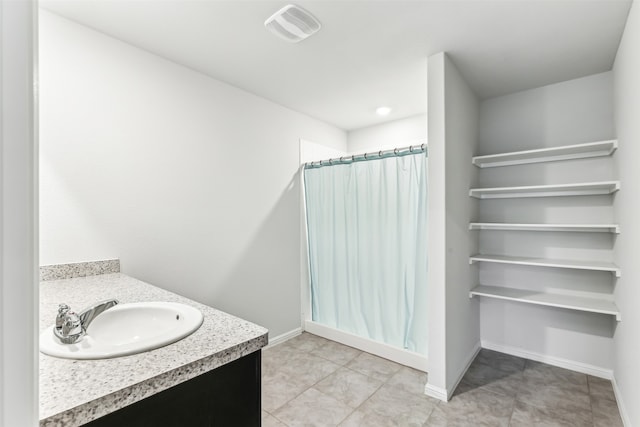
588,376,616,402
523,360,589,394
346,352,403,382
458,361,522,397
284,332,330,353
357,383,435,425
385,366,429,396
273,388,354,427
263,410,288,427
276,351,342,387
311,339,362,365
262,370,309,413
314,366,383,408
265,340,304,357
425,406,495,427
515,383,592,425
262,337,625,427
510,400,584,427
475,349,526,374
263,344,304,377
339,408,411,427
426,387,514,427
592,396,624,427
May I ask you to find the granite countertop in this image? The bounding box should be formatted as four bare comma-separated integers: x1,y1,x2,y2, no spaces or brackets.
39,273,268,427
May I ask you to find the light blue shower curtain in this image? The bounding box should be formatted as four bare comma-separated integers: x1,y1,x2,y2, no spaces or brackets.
304,153,428,355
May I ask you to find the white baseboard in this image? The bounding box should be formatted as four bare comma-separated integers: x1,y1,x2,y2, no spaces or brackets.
481,340,613,379
448,341,481,398
424,341,480,402
611,375,631,427
424,383,448,401
304,321,428,372
264,327,303,349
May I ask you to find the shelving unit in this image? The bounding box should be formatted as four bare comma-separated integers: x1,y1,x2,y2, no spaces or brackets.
469,285,620,321
469,254,621,277
469,181,620,199
469,139,620,322
472,140,618,168
469,223,620,233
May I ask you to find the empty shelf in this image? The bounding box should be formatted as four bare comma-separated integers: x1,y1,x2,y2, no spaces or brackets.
469,285,620,321
469,223,620,233
469,254,621,277
472,140,618,168
469,181,620,199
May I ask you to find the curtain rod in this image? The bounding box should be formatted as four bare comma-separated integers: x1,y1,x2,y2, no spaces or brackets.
304,142,427,170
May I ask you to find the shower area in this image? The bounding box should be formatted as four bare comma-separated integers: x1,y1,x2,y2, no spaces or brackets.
301,143,429,371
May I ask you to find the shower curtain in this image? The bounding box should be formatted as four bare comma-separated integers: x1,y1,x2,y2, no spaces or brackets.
303,152,428,355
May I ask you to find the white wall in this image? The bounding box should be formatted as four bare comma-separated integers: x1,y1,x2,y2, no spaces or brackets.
425,53,447,398
477,73,616,373
300,139,346,164
612,1,640,425
39,10,346,339
1,1,38,426
425,52,480,400
443,54,480,392
347,114,426,154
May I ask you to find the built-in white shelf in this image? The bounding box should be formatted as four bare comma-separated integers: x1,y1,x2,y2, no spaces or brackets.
469,223,620,233
469,285,621,321
469,181,620,199
472,140,618,168
469,254,621,277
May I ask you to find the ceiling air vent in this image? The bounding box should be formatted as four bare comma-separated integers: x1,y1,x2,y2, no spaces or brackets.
264,4,321,43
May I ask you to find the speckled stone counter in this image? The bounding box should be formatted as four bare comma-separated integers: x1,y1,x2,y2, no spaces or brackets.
39,273,268,427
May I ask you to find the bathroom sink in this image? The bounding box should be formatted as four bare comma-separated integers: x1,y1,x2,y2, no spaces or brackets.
40,302,204,359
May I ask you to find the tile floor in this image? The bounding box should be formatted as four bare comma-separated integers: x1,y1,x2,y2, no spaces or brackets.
261,333,623,427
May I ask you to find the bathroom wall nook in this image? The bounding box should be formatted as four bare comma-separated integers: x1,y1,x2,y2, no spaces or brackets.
473,72,618,375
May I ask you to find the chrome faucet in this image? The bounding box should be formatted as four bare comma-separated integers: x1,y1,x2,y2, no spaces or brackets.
53,299,119,344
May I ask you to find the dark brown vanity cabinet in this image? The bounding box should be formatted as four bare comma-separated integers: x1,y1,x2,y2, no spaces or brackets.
84,350,261,427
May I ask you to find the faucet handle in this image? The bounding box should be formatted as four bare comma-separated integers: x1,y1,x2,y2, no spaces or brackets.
62,311,83,336
53,310,84,344
56,304,70,328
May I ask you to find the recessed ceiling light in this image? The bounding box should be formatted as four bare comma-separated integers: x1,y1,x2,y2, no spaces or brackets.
264,5,321,43
376,107,392,116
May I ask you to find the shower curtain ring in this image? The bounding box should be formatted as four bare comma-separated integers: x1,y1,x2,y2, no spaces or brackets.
410,146,414,152
351,155,355,161
364,153,368,159
394,148,398,155
421,143,425,150
379,150,383,157
340,156,344,162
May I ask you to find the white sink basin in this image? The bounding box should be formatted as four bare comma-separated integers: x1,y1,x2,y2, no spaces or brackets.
40,302,204,360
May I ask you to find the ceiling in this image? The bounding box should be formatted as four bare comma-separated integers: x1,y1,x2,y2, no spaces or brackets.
40,0,632,131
